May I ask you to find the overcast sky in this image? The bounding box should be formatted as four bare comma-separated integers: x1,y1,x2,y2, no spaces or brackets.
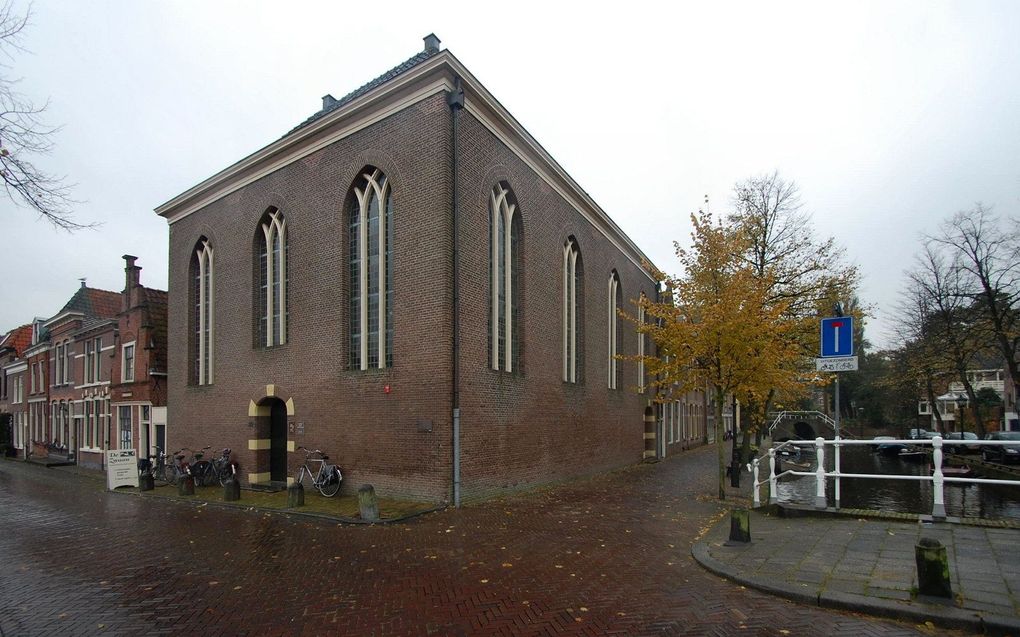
3,0,1019,349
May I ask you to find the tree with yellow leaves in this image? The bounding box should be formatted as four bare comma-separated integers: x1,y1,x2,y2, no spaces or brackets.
635,210,804,499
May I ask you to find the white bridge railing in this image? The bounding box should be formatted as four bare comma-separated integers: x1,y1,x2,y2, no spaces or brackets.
750,436,1020,518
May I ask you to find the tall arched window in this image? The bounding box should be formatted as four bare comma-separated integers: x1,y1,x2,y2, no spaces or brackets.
256,208,288,347
562,237,583,383
192,238,214,385
637,292,646,393
608,271,621,389
349,168,393,370
489,183,521,373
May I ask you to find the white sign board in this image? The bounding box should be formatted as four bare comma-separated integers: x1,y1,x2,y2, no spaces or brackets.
106,449,139,490
816,356,858,372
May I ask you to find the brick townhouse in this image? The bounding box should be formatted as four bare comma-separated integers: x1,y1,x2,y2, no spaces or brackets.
155,35,709,503
0,324,32,456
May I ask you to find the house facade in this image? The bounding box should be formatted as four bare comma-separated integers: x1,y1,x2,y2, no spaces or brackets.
156,36,678,502
0,325,32,456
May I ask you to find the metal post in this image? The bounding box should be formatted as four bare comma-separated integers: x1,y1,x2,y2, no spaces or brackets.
931,436,946,519
768,448,778,505
752,458,761,507
815,437,826,509
834,376,841,509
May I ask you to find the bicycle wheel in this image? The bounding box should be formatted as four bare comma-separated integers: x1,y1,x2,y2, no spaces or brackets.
192,461,213,486
217,463,232,486
163,463,178,486
153,462,169,485
317,466,342,497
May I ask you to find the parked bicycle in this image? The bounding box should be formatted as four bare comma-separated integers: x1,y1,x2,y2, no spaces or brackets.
163,448,194,486
190,446,218,486
211,447,237,486
294,447,342,497
140,446,170,485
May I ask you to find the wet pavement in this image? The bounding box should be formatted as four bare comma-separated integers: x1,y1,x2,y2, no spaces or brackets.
0,448,981,636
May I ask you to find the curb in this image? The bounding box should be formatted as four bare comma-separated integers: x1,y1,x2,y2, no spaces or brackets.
691,520,1020,636
110,486,448,526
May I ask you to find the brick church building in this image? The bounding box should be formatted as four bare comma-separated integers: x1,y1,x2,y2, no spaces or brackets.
156,35,670,503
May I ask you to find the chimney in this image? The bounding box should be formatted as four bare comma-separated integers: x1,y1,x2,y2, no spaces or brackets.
322,94,337,111
424,33,440,53
123,255,141,312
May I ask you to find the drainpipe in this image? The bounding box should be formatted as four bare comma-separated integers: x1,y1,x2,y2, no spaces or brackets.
449,76,464,507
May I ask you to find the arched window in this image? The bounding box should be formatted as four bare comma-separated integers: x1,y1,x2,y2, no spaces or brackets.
562,237,583,383
637,292,646,393
349,168,393,370
192,238,214,385
608,270,621,389
490,183,521,372
256,208,288,347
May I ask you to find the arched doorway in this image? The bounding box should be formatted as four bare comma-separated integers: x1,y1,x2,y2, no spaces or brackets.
269,399,287,482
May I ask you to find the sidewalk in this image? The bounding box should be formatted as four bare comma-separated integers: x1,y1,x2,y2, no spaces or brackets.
694,507,1020,635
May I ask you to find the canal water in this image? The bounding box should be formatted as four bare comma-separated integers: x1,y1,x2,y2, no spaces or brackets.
773,444,1020,520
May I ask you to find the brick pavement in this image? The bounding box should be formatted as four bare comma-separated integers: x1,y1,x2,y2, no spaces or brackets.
0,449,978,636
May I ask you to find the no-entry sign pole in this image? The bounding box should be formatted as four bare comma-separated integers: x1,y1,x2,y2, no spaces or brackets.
819,314,855,510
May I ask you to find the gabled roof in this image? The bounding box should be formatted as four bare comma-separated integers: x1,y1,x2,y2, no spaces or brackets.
288,48,440,135
58,286,122,320
141,287,168,373
0,324,33,357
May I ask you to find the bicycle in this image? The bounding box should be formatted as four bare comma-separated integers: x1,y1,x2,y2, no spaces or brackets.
212,447,238,486
190,446,217,486
163,448,193,486
294,447,343,497
141,447,170,485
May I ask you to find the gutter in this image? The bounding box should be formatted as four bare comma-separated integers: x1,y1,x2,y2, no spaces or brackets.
448,77,464,507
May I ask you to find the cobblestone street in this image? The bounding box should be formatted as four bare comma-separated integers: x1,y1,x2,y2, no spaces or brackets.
0,448,971,636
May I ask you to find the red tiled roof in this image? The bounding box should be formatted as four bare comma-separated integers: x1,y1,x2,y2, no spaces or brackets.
0,324,33,356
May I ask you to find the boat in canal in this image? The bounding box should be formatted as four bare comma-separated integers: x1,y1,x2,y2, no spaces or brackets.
873,436,907,457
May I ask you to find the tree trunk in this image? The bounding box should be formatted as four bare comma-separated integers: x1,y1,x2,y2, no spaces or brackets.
926,374,944,433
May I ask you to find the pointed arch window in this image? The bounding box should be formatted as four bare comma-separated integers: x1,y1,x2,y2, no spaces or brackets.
562,238,584,383
256,209,288,347
637,292,646,393
489,183,521,373
349,168,393,370
608,271,621,389
192,238,214,385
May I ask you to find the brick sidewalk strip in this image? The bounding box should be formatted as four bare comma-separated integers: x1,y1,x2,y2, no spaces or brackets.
693,508,1020,635
0,449,984,636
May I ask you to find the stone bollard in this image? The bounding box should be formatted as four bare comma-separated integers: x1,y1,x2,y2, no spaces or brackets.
728,508,751,543
287,482,304,507
138,472,155,492
915,537,952,598
223,477,241,502
358,484,380,522
178,475,195,496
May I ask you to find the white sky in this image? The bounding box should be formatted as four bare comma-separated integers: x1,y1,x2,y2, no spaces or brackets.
3,0,1019,349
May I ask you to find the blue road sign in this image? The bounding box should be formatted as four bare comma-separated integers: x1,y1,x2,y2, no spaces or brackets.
820,316,854,357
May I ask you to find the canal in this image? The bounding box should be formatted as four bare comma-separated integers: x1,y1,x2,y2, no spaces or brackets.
773,444,1020,520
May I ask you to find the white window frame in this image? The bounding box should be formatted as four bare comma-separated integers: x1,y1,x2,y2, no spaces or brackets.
121,341,136,383
351,168,392,370
490,183,518,373
637,298,646,393
259,209,288,347
607,272,620,389
562,239,581,383
195,239,215,385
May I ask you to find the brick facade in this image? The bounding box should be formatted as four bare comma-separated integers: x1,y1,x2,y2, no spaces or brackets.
157,39,675,502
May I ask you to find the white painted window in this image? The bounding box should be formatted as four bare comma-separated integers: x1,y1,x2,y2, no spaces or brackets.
607,271,621,389
350,168,393,370
119,406,132,450
63,341,72,384
55,344,63,387
122,342,135,383
637,296,646,393
193,238,214,385
562,238,583,382
257,209,288,347
490,183,521,373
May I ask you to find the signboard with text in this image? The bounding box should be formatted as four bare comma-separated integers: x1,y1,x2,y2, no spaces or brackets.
816,356,858,372
106,449,139,490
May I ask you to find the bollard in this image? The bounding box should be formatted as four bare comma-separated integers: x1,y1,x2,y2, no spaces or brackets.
727,508,751,544
358,484,380,522
223,477,241,502
178,475,195,496
138,472,155,492
915,537,952,598
287,482,305,507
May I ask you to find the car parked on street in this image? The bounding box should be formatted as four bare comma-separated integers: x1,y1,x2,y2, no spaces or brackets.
981,431,1020,464
944,431,979,454
908,428,930,440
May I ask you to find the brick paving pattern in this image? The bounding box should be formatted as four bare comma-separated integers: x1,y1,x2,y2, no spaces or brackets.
0,447,976,636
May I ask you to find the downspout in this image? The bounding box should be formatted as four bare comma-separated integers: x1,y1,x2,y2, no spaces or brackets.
449,77,464,507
